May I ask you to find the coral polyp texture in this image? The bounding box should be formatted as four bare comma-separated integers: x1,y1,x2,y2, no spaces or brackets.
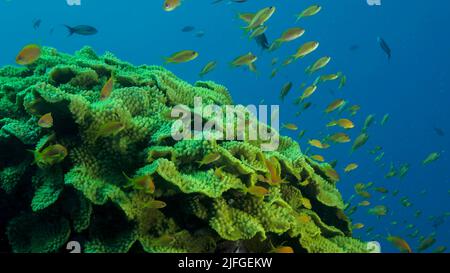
0,47,368,253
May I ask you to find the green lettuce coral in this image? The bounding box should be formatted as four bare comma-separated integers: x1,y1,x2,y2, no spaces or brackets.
0,46,368,253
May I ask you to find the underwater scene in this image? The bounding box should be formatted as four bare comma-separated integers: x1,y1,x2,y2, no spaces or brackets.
0,0,449,254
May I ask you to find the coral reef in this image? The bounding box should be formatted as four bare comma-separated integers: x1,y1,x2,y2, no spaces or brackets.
0,47,369,253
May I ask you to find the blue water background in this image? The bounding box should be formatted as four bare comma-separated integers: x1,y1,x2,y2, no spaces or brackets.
0,0,448,253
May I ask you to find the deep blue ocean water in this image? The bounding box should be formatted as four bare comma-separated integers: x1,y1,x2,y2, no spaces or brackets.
0,0,448,253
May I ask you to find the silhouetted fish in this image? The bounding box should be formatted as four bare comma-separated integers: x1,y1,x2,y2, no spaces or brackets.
434,127,445,136
32,18,41,30
349,44,359,51
181,26,195,32
255,33,269,50
64,25,98,36
377,36,391,60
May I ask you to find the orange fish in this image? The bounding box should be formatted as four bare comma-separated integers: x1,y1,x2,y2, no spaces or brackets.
323,166,340,182
248,185,269,197
16,44,41,65
329,132,351,143
38,113,53,128
100,76,114,100
325,99,345,113
387,236,412,253
311,154,324,162
163,0,181,11
146,200,167,209
270,246,294,253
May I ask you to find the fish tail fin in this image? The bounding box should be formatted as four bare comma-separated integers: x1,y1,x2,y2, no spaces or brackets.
64,25,75,36
248,63,259,76
26,149,37,165
163,57,172,65
268,41,281,52
241,26,251,34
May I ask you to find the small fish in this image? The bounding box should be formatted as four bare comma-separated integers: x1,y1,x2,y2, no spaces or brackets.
195,31,205,38
374,187,388,194
305,56,331,75
236,12,255,24
387,236,412,253
292,41,319,59
323,166,340,182
255,33,270,50
197,152,221,167
311,154,324,162
38,113,53,128
199,61,217,77
242,6,276,32
301,197,312,209
270,246,294,253
302,102,312,110
352,133,369,152
377,36,391,60
336,119,354,129
398,163,410,178
270,27,305,51
100,76,114,100
32,18,42,30
433,127,445,136
247,185,269,197
344,163,358,173
318,73,340,83
271,58,278,66
16,44,41,65
380,113,390,126
279,82,293,101
297,214,312,223
300,85,317,100
368,205,388,217
329,132,351,143
369,146,383,154
347,104,360,116
296,5,322,21
165,50,198,64
31,144,68,168
123,172,155,194
423,152,440,165
181,25,195,32
349,45,359,51
231,52,257,68
362,114,375,132
146,200,167,209
249,25,268,39
282,123,298,131
297,130,306,139
418,236,436,252
270,68,278,79
308,139,329,149
95,121,126,141
385,162,397,178
64,25,98,36
325,99,345,113
163,0,181,11
358,200,370,207
357,190,371,199
353,223,364,229
432,246,447,253
338,73,347,89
